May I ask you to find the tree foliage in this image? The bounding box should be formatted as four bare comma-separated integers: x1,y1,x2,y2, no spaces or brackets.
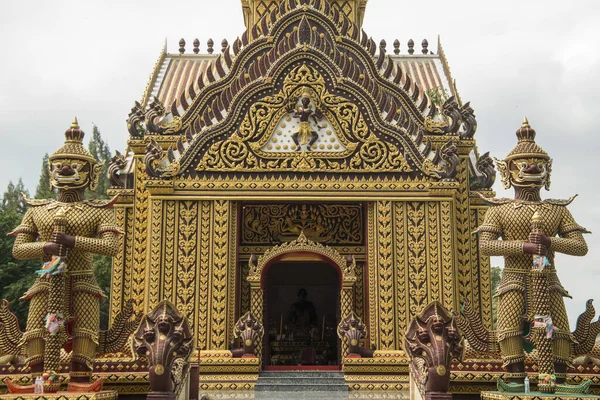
86,124,111,200
86,125,114,329
35,153,55,199
490,266,502,329
2,178,30,215
0,187,37,330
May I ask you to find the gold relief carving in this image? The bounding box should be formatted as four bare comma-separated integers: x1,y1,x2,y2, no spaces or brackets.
470,207,493,329
367,202,377,347
198,201,211,350
248,232,356,285
427,202,441,304
176,201,198,335
132,159,150,314
406,202,427,318
393,202,408,344
475,207,493,328
376,201,395,350
250,287,264,359
354,261,364,323
175,175,429,192
109,206,126,325
227,203,238,347
241,203,363,245
240,261,251,316
147,199,162,311
440,201,455,311
340,288,354,357
454,160,473,307
163,201,176,303
211,200,230,349
196,64,413,174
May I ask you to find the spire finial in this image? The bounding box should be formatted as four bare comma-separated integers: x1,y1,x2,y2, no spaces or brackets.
522,117,530,129
70,117,79,129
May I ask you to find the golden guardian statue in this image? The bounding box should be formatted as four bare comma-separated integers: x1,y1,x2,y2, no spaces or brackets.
476,119,589,392
6,119,125,391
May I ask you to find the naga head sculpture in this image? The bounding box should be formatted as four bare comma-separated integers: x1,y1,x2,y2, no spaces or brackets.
233,312,263,355
48,118,103,192
495,118,552,191
134,300,193,393
404,302,463,394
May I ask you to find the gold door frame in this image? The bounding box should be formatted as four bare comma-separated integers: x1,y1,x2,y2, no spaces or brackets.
246,231,357,362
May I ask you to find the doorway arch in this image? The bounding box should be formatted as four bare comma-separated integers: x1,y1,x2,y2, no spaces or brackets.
247,232,356,362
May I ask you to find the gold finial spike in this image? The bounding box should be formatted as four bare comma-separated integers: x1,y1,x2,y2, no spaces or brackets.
522,117,530,129
70,117,80,129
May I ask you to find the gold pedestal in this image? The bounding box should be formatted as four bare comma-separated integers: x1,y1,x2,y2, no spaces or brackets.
0,391,118,400
481,391,600,400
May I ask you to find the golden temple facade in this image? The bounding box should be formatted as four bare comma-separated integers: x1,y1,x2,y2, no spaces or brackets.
108,0,497,394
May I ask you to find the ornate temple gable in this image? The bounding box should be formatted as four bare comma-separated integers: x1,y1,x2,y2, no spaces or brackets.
135,0,485,184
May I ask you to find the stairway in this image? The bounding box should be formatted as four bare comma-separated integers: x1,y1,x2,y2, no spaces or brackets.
255,371,348,396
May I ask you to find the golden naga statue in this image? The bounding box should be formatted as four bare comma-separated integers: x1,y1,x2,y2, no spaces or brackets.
474,119,592,393
4,119,131,391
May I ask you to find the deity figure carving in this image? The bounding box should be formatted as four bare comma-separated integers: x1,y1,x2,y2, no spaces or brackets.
474,119,590,392
291,87,323,151
2,119,133,390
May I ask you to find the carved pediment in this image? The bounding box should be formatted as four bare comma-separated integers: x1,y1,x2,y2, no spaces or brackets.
142,0,469,181
197,64,417,174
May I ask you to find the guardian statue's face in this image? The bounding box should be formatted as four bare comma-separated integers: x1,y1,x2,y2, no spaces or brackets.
49,157,101,191
508,157,552,190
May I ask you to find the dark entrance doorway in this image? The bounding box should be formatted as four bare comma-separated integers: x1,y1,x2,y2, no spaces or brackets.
264,260,340,368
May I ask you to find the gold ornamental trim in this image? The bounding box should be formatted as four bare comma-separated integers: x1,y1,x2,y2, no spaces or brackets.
247,231,356,287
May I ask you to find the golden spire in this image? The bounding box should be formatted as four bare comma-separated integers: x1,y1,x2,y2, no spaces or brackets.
522,117,530,129
70,117,80,130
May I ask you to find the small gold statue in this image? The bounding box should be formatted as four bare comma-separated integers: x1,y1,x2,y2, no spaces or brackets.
292,87,324,151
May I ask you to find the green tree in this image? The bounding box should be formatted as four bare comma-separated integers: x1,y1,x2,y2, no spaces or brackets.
34,153,55,199
86,124,111,200
0,183,38,330
490,266,502,329
86,124,114,329
2,178,30,214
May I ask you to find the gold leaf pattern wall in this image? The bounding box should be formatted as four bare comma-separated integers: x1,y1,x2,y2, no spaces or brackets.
368,200,457,350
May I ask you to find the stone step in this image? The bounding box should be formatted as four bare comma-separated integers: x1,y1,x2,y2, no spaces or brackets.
254,383,349,392
259,371,344,378
256,377,346,385
254,391,351,399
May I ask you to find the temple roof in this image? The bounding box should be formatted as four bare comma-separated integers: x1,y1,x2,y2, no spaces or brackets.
142,37,459,117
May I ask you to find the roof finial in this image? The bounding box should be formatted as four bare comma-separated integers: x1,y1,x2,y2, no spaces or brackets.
70,117,79,129
407,39,414,55
207,38,214,54
221,39,229,53
178,38,186,55
380,39,386,54
193,38,200,54
421,39,429,54
393,39,400,55
522,117,530,129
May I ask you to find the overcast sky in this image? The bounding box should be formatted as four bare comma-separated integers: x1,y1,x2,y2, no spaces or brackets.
0,0,599,326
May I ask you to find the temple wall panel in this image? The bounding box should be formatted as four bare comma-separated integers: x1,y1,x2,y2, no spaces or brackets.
471,205,493,329
109,204,134,325
132,159,150,315
369,199,457,351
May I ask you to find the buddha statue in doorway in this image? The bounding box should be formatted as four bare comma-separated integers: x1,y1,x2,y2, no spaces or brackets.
289,288,317,337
